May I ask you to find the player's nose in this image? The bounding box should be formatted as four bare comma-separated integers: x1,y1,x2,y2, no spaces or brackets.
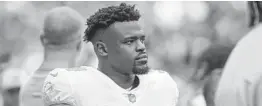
136,40,146,53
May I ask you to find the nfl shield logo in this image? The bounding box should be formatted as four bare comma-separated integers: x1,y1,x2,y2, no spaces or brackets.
127,93,136,103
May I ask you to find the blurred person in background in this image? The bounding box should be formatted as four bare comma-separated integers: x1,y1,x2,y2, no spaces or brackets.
19,6,84,106
193,43,233,106
1,68,24,106
215,1,262,106
42,3,179,106
0,1,44,86
74,41,98,68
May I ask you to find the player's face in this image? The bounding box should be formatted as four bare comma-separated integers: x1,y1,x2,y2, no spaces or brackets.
106,21,149,75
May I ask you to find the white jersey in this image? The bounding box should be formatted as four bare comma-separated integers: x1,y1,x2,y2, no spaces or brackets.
42,66,179,106
215,24,262,106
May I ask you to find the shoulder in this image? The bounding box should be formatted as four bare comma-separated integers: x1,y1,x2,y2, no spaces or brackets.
45,68,70,83
43,68,72,96
42,68,78,106
148,69,175,83
234,24,262,55
240,24,262,44
45,66,93,78
147,69,179,92
65,66,91,72
43,66,95,91
221,25,262,75
222,31,262,78
147,69,179,104
147,69,170,77
43,66,92,91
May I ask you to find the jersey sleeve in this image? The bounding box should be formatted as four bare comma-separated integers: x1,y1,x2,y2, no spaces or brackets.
42,68,77,106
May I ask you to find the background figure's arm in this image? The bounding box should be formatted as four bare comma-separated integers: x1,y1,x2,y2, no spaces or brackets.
42,68,78,106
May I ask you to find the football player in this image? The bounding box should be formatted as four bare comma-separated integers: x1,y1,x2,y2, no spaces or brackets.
42,3,179,106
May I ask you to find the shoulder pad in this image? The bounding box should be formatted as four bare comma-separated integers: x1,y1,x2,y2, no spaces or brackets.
66,66,89,72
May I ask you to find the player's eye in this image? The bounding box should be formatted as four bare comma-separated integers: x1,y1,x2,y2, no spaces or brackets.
140,37,145,43
124,40,135,45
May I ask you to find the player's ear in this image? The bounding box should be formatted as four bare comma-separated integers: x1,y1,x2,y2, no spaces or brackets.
95,40,108,56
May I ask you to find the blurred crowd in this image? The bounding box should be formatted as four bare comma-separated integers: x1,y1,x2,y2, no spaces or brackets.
0,1,251,106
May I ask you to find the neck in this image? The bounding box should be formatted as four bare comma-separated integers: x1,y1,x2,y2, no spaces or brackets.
37,47,78,72
98,60,135,89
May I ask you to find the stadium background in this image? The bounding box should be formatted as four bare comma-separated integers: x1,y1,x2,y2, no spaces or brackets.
0,1,250,106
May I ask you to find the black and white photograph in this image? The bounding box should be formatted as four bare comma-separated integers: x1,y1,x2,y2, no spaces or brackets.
0,1,259,106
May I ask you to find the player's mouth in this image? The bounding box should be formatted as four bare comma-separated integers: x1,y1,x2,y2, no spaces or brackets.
135,54,148,60
135,54,148,64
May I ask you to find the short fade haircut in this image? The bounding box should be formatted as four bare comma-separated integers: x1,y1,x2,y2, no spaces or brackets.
84,3,141,42
197,43,234,79
43,6,84,45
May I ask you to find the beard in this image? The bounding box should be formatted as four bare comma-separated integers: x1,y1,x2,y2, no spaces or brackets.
132,64,149,75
